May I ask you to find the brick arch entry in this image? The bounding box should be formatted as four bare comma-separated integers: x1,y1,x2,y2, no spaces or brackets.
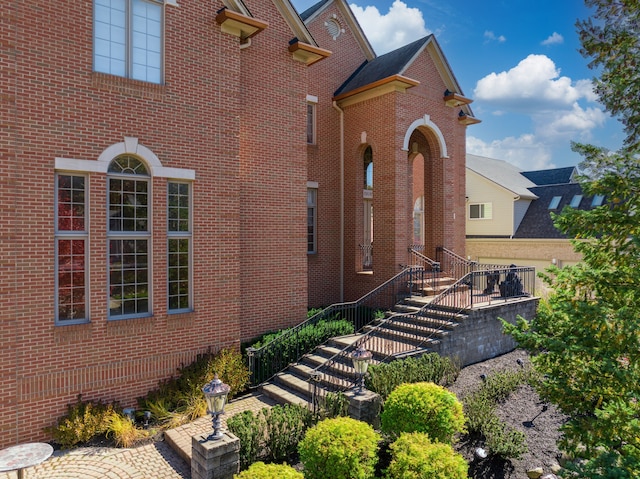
406,126,445,260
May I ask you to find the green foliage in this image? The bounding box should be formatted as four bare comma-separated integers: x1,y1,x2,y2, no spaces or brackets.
502,137,640,475
227,410,265,469
366,353,460,400
46,395,115,448
298,417,380,479
380,382,465,443
577,1,640,151
138,348,250,428
210,348,250,400
262,404,314,463
233,462,304,479
227,403,314,469
318,391,350,419
462,369,530,458
384,432,468,479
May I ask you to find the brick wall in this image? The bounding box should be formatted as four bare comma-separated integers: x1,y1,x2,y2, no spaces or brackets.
0,0,309,446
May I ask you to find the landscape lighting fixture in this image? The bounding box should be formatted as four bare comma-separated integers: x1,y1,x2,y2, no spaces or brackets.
202,375,230,440
351,345,373,394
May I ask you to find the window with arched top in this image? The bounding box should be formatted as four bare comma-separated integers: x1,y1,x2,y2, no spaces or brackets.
363,146,373,190
108,155,151,318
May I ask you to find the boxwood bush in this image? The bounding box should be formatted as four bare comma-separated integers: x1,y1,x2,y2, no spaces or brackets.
233,462,303,479
298,417,380,479
384,432,468,479
380,382,466,443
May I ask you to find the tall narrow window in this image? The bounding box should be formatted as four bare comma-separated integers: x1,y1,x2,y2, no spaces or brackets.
93,0,163,84
55,174,88,323
168,182,192,312
108,155,150,319
306,101,316,144
363,146,373,190
307,188,317,253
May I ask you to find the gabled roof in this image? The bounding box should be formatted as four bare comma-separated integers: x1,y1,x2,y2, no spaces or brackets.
300,0,375,60
513,183,591,238
333,35,472,115
334,36,431,96
467,154,538,200
521,167,577,186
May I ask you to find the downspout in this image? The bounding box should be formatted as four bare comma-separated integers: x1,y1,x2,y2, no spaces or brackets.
333,101,344,301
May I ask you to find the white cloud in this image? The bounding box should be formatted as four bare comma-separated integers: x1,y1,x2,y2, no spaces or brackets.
484,30,506,43
541,32,564,46
467,134,554,170
350,0,431,55
535,104,607,141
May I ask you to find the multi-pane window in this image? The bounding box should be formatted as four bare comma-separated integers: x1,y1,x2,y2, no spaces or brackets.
307,188,317,253
469,203,492,219
55,174,88,323
168,182,192,312
93,0,163,84
108,155,150,319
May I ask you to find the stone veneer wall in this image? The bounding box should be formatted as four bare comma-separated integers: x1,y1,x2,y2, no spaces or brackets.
435,298,539,367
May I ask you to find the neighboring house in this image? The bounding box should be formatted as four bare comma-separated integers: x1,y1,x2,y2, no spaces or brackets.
466,156,602,291
1,0,477,445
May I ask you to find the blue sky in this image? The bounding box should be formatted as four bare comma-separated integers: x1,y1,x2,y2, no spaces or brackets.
291,0,625,170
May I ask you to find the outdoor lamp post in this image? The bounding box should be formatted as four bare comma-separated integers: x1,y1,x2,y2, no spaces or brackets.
351,345,373,394
202,375,230,440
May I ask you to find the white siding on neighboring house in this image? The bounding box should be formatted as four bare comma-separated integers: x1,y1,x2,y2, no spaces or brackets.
466,169,516,237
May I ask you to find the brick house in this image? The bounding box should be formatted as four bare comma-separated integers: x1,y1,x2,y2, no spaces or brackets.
1,0,476,446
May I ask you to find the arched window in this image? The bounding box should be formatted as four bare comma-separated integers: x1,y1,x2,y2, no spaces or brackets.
108,155,151,318
363,146,373,190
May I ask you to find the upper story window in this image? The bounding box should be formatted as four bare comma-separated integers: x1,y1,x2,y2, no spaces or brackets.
363,146,373,190
108,155,151,319
306,95,318,144
548,196,562,210
94,0,163,84
469,203,492,220
55,174,89,324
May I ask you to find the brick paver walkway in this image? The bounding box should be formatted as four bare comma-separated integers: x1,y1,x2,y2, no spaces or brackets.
0,392,278,479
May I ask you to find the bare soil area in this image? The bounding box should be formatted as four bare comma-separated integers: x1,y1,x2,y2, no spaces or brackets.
450,349,567,479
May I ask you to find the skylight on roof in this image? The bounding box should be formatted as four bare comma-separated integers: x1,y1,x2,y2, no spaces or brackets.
570,195,583,208
548,196,562,209
591,194,605,207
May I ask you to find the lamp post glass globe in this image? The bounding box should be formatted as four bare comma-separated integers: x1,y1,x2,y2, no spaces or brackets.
351,346,372,392
202,375,230,440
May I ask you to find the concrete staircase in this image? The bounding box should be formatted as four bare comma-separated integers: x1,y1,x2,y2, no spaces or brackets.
259,291,468,406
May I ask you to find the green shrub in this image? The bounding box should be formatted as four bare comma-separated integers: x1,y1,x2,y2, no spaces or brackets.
104,411,150,448
262,404,314,463
210,348,250,400
228,403,314,469
227,410,266,469
318,391,350,419
234,462,303,479
366,353,460,400
46,395,116,448
462,369,531,459
384,432,468,479
298,417,380,479
380,382,466,443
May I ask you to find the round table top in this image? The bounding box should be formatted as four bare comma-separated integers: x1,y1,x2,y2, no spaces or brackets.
0,443,54,472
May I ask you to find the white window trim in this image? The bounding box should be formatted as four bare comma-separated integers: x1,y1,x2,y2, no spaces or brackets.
167,181,193,313
306,95,318,145
469,202,492,220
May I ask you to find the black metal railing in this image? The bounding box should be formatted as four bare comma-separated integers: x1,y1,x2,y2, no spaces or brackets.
436,246,475,280
246,267,423,387
407,247,440,292
309,265,536,396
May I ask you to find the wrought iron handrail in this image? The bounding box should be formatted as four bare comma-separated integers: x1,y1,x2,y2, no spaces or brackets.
309,265,536,395
246,267,423,386
436,246,475,280
407,248,440,292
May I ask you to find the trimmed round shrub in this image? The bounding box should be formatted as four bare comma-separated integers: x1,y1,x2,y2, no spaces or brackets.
298,416,380,479
384,432,469,479
380,382,466,443
234,462,303,479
